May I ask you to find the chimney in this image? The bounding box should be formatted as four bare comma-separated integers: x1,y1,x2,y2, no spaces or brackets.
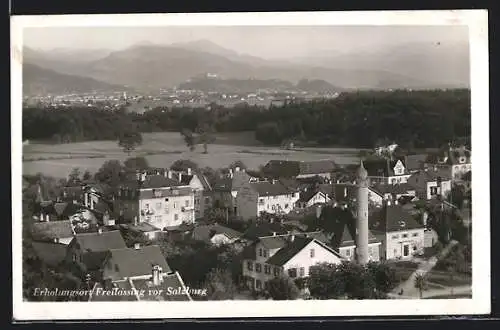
235,166,240,172
167,170,172,179
422,211,429,226
229,168,233,178
179,172,182,183
45,214,50,222
141,173,146,182
272,232,277,236
152,265,163,286
394,199,398,205
134,243,140,250
289,235,295,242
187,167,192,176
98,227,102,234
134,216,138,226
344,187,347,198
53,237,59,243
386,200,391,206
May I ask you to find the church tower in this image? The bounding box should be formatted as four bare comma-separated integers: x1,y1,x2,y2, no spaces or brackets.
355,160,370,265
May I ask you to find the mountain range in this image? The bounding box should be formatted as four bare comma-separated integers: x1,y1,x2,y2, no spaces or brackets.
22,39,470,96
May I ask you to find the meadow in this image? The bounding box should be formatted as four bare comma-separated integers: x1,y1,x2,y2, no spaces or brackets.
22,132,362,178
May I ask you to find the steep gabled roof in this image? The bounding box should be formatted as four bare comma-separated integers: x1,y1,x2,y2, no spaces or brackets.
73,230,126,252
141,175,185,189
212,178,233,192
363,158,407,177
369,204,424,233
371,183,415,196
251,181,295,197
265,237,343,266
263,160,337,178
31,241,68,267
105,245,171,279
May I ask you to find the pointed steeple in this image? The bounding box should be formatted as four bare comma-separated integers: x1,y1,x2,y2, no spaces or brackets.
356,159,368,180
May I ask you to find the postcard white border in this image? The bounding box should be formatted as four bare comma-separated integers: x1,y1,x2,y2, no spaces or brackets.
11,10,490,320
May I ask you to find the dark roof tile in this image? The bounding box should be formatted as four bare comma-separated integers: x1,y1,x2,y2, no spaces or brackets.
105,245,171,279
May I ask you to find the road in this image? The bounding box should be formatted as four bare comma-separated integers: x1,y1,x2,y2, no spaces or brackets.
390,240,459,299
388,285,471,299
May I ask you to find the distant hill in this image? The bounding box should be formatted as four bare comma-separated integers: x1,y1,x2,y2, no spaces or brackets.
23,40,469,92
296,79,337,93
23,63,132,96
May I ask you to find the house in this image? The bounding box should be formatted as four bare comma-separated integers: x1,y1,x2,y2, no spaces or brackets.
330,223,381,262
362,158,412,185
426,146,472,181
102,244,171,282
116,172,195,230
242,221,304,241
295,188,331,209
192,223,243,245
404,154,429,173
89,270,192,301
370,183,417,203
331,183,385,207
66,229,127,274
242,234,344,291
212,167,253,214
407,168,452,200
31,220,75,245
262,160,337,179
369,201,425,260
169,168,213,220
236,180,300,220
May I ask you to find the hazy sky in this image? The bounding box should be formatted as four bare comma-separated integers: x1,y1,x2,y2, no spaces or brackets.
24,25,469,59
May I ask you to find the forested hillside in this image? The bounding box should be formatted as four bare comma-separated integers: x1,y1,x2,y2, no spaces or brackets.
23,89,470,149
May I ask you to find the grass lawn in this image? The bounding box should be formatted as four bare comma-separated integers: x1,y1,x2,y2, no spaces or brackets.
425,270,472,287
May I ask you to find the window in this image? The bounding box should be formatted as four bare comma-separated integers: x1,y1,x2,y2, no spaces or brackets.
274,267,281,277
345,249,351,257
165,198,169,202
299,267,305,277
368,247,373,255
258,248,263,257
173,202,177,209
155,215,162,222
402,234,408,238
185,200,189,207
256,263,262,273
205,197,210,204
263,249,268,258
72,254,78,262
195,198,199,205
114,264,119,272
285,204,289,209
259,198,264,205
156,202,162,210
391,235,399,239
288,268,298,278
164,205,169,214
272,205,276,211
145,203,149,209
247,261,253,271
310,249,315,258
174,214,179,221
256,280,262,289
412,233,419,237
264,265,271,274
430,186,438,196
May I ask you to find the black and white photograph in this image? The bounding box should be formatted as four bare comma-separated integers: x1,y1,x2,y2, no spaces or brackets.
11,10,489,320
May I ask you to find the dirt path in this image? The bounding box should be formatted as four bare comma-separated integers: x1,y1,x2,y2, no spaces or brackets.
390,240,459,298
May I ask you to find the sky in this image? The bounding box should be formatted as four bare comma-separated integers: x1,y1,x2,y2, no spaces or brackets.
23,25,469,59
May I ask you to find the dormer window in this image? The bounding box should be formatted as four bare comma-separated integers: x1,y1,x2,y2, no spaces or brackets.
459,157,466,164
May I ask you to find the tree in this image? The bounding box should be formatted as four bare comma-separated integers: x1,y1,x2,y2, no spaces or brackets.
366,261,398,294
124,156,149,171
447,184,466,209
118,128,143,155
180,129,196,152
414,272,427,299
82,170,92,181
196,124,215,154
229,160,247,171
68,168,81,184
203,268,237,300
170,159,199,172
266,275,300,300
94,160,125,188
308,263,346,299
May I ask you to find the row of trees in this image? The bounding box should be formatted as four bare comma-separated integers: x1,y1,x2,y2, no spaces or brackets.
23,89,470,149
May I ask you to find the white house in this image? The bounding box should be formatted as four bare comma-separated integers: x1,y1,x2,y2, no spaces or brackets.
295,188,331,209
407,168,452,200
369,201,425,260
426,146,472,181
363,158,412,185
242,234,344,291
117,173,195,230
236,180,300,220
170,168,212,220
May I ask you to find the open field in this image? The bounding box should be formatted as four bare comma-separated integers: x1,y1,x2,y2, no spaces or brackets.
22,132,361,178
425,270,472,287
